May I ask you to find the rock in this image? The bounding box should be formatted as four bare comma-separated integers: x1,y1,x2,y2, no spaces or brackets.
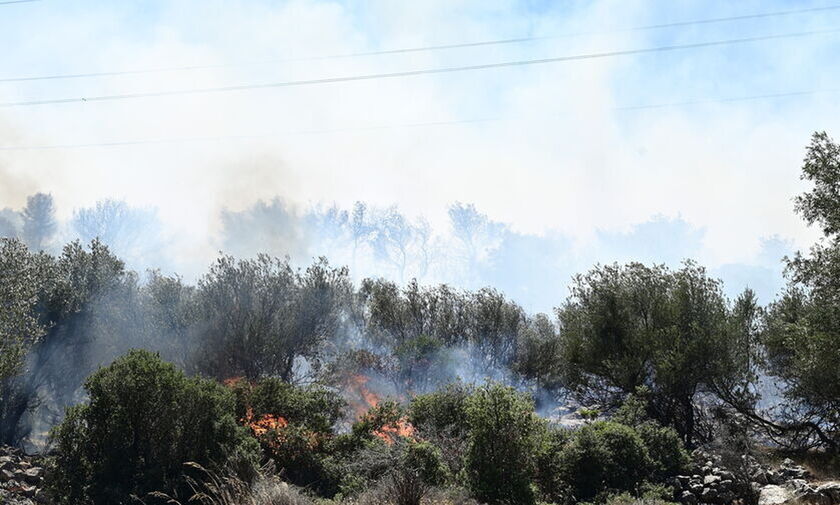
798,490,831,505
759,485,795,505
787,479,809,492
680,490,699,505
816,482,840,503
701,487,718,501
718,490,737,504
0,470,15,482
752,469,770,485
705,474,722,486
689,483,704,494
22,467,43,484
20,484,37,498
677,475,692,488
719,470,736,481
766,470,784,485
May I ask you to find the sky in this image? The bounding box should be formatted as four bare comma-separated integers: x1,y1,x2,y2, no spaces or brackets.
1,0,839,310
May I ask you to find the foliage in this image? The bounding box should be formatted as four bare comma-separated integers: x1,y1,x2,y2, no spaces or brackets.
761,131,840,452
194,255,352,381
21,192,56,251
464,383,542,505
46,350,260,505
556,421,652,503
0,239,48,380
613,389,690,478
410,382,472,439
555,261,757,445
231,377,345,493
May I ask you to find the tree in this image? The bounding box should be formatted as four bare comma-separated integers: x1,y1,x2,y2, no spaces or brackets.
194,255,351,381
760,131,840,452
556,261,756,445
1,240,145,446
465,383,542,505
0,238,48,380
21,193,56,251
0,208,21,238
71,199,162,268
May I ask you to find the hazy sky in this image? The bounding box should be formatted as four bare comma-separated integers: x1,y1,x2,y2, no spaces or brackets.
1,0,839,303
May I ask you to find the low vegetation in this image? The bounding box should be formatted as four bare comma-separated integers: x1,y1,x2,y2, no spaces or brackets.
1,132,840,504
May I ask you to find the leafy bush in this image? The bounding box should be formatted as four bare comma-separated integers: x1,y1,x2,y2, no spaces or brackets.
604,491,678,505
557,421,652,503
410,382,472,439
230,378,345,494
402,440,450,486
534,425,573,505
614,389,689,478
46,350,260,505
464,383,542,505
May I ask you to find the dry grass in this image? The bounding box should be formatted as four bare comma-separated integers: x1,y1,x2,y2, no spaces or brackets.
140,462,315,505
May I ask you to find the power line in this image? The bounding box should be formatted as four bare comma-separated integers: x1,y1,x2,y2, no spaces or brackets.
0,0,40,5
1,87,836,151
2,3,840,83
2,27,839,108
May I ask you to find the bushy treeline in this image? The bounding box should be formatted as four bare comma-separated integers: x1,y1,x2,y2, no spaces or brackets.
2,132,840,504
46,350,689,505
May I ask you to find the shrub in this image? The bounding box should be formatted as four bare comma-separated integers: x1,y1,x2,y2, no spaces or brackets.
402,440,450,486
464,383,542,505
534,425,573,504
409,382,472,438
604,491,678,505
237,378,345,433
557,421,652,503
409,383,473,479
46,350,260,505
231,378,345,495
614,389,689,478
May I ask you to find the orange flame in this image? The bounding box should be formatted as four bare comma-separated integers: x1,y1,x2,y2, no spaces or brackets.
346,373,381,418
246,408,289,438
374,418,416,445
345,372,416,445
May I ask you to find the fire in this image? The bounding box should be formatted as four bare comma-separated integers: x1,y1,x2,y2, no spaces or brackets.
347,373,381,415
245,408,289,437
223,376,246,387
373,418,416,445
345,372,416,445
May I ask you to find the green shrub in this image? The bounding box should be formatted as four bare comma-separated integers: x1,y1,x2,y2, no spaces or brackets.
604,491,678,505
464,383,542,505
558,421,652,503
231,377,345,495
402,440,450,486
634,422,689,478
46,349,260,505
409,382,472,438
534,425,573,504
613,389,689,478
240,378,345,433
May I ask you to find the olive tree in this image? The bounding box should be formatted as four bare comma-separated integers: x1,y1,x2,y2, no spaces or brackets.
0,238,48,379
194,255,352,381
556,261,756,445
761,131,840,452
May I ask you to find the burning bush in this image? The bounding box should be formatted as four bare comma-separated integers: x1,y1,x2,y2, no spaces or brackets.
229,377,344,494
46,349,260,505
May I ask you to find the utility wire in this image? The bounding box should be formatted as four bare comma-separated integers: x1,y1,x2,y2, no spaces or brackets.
0,0,40,5
2,3,840,82
2,87,836,151
2,27,839,108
